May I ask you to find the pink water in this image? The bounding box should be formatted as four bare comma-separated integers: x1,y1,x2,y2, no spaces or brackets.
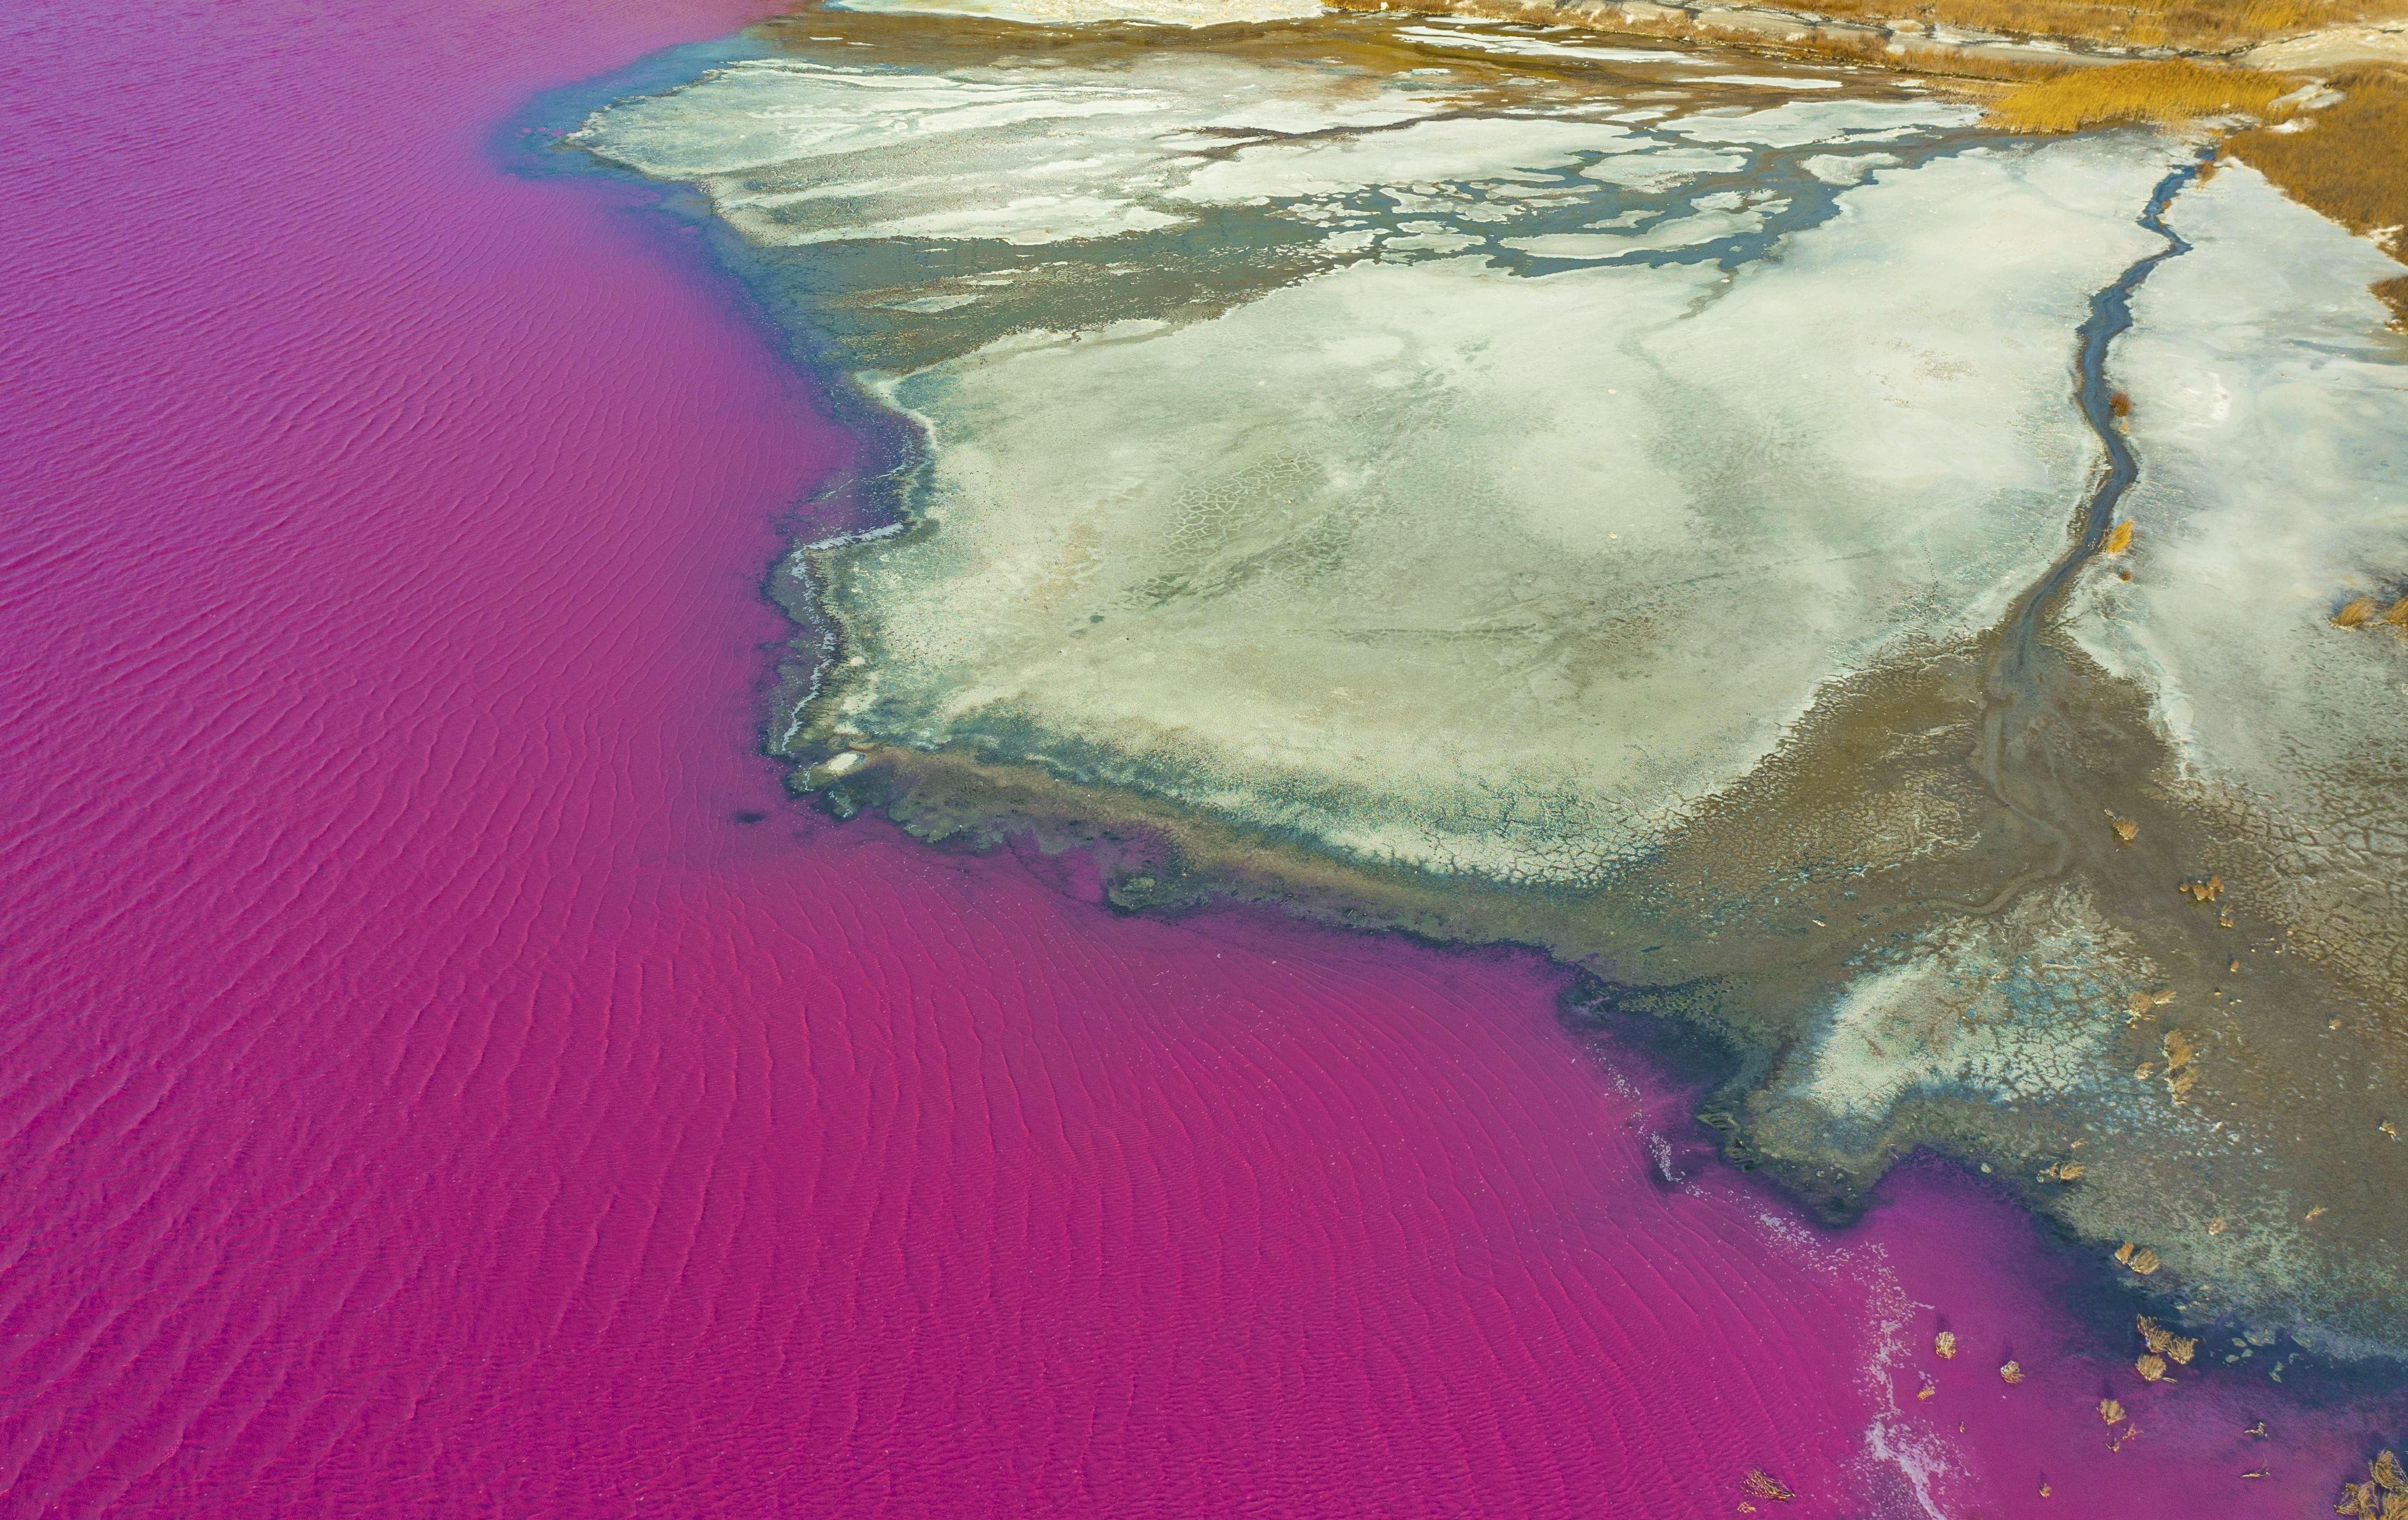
0,0,2391,1513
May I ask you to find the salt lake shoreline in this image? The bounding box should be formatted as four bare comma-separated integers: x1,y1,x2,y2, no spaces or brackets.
535,8,2408,1377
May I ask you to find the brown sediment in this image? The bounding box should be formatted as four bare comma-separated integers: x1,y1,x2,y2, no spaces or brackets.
769,123,2408,1312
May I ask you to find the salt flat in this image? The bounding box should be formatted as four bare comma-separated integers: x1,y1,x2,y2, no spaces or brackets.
578,38,2174,883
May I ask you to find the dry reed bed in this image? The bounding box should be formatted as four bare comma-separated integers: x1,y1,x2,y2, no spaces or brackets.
1806,0,2408,53
1985,57,2302,126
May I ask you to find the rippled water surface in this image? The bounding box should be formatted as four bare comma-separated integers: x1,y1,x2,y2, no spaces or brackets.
4,0,2400,1514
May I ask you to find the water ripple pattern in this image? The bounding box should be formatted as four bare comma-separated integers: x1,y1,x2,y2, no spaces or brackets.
0,0,2397,1515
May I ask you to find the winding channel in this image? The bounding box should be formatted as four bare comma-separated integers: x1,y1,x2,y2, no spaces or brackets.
1967,146,2211,909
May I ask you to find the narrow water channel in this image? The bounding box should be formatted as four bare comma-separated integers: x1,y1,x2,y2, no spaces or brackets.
1969,147,2208,906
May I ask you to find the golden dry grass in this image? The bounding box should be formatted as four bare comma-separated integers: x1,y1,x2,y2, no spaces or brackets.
1986,58,2300,128
1805,0,2408,51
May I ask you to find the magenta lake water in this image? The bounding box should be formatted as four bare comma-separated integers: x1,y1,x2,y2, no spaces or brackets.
2,0,2398,1513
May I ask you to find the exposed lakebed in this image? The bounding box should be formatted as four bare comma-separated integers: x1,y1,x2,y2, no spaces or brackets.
561,3,2408,1366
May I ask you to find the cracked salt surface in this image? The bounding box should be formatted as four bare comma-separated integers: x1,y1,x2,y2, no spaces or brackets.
575,37,2201,883
576,36,2194,885
1789,885,2145,1124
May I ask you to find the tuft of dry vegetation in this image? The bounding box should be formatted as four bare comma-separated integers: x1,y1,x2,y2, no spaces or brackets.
2379,274,2408,320
1740,1468,1797,1502
1987,58,2301,129
2137,1314,2197,1364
